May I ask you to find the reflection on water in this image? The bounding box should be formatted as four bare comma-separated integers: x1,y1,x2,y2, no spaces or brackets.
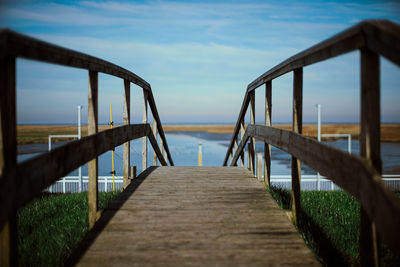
18,132,400,176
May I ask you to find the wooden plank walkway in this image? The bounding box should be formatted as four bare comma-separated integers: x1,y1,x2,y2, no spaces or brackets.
72,166,319,266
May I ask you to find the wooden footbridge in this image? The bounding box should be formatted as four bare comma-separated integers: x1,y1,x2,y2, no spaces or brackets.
1,20,400,266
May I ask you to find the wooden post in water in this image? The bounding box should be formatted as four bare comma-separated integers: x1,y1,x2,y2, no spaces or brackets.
142,90,148,172
264,81,272,187
123,79,130,189
240,118,245,166
88,70,99,229
291,68,303,224
0,56,17,267
359,48,381,267
153,119,158,166
249,90,256,176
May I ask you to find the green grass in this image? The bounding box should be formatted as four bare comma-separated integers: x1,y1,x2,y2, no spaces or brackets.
268,186,400,266
18,191,119,266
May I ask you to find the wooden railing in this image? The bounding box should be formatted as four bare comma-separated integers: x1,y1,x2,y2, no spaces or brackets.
223,19,400,265
0,29,174,266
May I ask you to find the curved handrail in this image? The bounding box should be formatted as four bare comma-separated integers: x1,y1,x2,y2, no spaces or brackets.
0,29,175,264
223,19,400,258
223,19,400,166
0,28,173,166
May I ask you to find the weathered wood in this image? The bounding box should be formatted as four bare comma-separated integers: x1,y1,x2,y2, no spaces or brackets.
257,153,263,181
291,68,303,224
146,89,174,166
223,93,250,166
0,124,150,228
147,129,168,166
88,70,99,229
0,56,17,267
0,29,150,90
240,119,245,166
359,48,381,267
152,119,158,166
250,124,400,253
123,80,130,189
249,90,255,175
264,81,272,187
231,131,250,167
75,167,319,266
142,90,148,172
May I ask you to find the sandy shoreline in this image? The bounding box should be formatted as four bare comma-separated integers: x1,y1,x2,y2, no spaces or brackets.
17,123,400,143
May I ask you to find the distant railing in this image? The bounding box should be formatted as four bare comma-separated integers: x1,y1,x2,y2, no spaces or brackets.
223,20,400,265
0,29,173,266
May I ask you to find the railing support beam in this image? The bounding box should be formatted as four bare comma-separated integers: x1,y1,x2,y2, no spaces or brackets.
142,90,148,171
291,68,303,224
88,70,99,229
360,48,381,267
240,118,245,166
264,81,272,187
153,119,158,166
123,79,130,189
249,90,256,175
0,56,17,267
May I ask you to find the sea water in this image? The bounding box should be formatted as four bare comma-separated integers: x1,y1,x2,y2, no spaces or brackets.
18,132,400,178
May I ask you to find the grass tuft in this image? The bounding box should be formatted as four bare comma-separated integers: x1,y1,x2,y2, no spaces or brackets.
18,191,119,266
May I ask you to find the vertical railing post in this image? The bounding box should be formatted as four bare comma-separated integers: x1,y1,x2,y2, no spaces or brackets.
160,137,164,162
88,70,99,229
153,119,158,166
264,81,272,187
142,89,148,172
359,48,381,267
257,153,263,181
240,118,245,167
123,79,130,189
249,90,256,175
0,56,17,267
291,68,303,224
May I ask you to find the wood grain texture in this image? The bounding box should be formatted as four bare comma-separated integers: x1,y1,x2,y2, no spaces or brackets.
249,124,400,253
249,90,256,175
0,56,17,267
359,48,381,267
291,68,303,224
264,81,272,187
75,167,319,266
0,124,150,229
152,119,158,166
88,70,99,229
123,80,130,189
142,90,148,172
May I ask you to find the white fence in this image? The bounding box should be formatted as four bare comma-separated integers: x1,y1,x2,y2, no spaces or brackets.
270,174,400,191
48,176,123,193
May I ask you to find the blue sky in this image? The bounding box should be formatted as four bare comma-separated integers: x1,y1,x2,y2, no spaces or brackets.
1,0,399,124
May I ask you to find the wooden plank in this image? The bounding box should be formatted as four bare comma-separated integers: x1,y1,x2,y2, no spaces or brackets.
359,48,381,267
249,90,255,175
0,56,17,267
75,167,319,266
264,81,272,187
250,124,400,253
152,119,158,166
291,68,303,224
0,124,150,228
142,90,148,172
123,79,130,189
0,29,150,90
88,70,99,229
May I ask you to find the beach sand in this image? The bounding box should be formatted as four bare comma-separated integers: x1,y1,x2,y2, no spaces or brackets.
17,123,400,144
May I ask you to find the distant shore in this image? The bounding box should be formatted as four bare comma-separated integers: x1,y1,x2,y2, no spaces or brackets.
17,123,400,144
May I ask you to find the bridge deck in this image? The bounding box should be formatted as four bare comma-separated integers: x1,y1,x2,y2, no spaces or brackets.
74,166,319,266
